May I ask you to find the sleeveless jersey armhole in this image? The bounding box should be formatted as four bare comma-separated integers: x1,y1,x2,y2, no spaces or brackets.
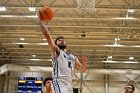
73,56,76,68
52,46,60,61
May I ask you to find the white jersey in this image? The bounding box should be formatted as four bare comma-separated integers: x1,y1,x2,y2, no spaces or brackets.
52,50,75,93
52,50,75,81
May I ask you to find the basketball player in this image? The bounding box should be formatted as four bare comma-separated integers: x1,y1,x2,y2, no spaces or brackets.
125,84,135,93
43,77,53,93
38,14,87,93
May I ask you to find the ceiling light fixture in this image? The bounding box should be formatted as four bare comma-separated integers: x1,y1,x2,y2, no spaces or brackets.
38,43,48,45
108,56,112,59
28,59,52,61
20,37,25,41
129,56,134,60
102,61,138,63
113,37,120,46
115,37,120,41
107,56,112,61
29,7,36,11
14,43,48,45
15,43,29,44
32,55,36,58
29,59,41,61
128,9,134,13
25,15,37,17
0,6,6,11
104,45,124,47
0,15,38,18
114,17,136,20
43,39,47,40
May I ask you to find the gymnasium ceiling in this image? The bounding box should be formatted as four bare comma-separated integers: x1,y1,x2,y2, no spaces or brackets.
0,0,140,70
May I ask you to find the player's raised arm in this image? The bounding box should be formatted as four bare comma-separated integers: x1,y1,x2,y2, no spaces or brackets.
38,12,58,58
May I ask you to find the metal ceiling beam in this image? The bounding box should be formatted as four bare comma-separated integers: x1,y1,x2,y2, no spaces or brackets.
0,15,139,20
0,59,140,64
1,64,140,75
2,6,140,10
1,43,140,48
0,25,140,29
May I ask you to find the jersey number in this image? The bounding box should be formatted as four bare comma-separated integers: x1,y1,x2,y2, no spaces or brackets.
68,61,72,68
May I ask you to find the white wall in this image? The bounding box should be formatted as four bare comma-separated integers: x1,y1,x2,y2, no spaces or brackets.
4,71,51,93
1,70,140,93
73,70,140,93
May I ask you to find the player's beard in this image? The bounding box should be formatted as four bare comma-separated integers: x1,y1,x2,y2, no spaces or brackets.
57,44,67,49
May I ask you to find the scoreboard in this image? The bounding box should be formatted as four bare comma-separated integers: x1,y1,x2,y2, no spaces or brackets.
17,77,43,93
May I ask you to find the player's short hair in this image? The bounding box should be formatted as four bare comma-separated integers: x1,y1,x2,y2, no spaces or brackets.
54,36,64,45
126,84,135,91
43,77,53,86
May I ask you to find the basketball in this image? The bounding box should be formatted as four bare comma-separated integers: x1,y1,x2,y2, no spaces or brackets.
39,6,54,21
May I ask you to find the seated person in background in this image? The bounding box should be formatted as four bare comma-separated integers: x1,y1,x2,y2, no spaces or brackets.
43,77,53,93
125,84,135,93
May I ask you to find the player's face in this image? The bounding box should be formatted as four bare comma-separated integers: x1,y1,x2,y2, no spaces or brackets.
45,80,52,90
56,38,67,49
125,85,133,93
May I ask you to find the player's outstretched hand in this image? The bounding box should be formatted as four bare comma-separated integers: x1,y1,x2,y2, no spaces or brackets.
79,55,87,64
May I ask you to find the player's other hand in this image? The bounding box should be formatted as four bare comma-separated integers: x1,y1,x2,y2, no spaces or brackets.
79,55,87,64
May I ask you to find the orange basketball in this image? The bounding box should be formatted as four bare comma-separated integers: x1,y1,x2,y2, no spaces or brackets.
39,6,54,21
